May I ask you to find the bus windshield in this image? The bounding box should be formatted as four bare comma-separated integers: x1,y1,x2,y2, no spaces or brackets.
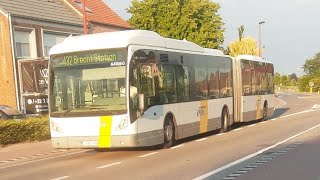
49,49,127,117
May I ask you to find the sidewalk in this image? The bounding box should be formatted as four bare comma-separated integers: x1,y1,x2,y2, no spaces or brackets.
0,140,55,162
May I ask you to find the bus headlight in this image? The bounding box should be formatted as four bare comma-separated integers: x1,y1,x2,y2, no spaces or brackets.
116,118,128,131
51,122,62,133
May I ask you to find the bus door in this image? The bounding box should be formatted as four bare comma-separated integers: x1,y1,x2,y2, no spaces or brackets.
135,63,166,145
176,65,200,138
241,60,257,121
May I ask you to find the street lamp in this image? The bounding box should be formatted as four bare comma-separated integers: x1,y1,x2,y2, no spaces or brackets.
258,21,265,57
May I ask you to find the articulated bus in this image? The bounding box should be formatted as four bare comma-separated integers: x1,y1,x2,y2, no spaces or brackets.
49,30,275,149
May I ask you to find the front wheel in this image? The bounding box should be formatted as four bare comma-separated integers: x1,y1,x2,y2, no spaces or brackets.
163,119,175,149
220,108,229,133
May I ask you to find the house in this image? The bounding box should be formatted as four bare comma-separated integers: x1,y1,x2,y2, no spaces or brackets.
0,0,131,114
65,0,131,33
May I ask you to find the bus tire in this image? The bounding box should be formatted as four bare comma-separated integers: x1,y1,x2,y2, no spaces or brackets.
262,102,268,121
220,107,229,133
163,117,175,149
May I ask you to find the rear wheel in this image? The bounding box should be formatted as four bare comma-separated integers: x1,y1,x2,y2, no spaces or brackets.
220,108,229,133
163,118,175,149
262,103,268,121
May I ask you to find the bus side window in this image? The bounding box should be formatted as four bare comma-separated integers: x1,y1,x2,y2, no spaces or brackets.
241,60,252,96
138,64,157,108
175,65,190,102
158,64,177,104
138,64,154,97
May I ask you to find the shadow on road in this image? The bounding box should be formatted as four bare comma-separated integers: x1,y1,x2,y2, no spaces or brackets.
270,107,290,119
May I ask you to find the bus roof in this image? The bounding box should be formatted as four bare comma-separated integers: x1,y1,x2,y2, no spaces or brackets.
236,55,273,64
49,30,225,56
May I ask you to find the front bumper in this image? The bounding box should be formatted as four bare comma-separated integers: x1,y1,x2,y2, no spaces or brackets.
51,134,138,149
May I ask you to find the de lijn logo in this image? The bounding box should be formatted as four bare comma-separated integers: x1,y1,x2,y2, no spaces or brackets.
39,67,49,86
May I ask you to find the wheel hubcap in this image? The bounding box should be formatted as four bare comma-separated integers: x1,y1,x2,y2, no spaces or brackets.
224,113,227,128
165,124,173,141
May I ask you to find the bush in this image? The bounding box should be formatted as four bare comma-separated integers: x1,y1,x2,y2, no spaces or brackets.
0,116,50,146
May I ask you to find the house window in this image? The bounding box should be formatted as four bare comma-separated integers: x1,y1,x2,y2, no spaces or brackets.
14,29,35,58
74,0,92,12
43,32,69,57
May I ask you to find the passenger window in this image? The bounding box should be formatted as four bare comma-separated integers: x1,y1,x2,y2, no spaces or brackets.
176,65,190,102
138,65,154,97
194,67,208,100
158,64,177,103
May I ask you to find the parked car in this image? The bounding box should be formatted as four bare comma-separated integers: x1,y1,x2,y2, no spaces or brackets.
0,105,23,120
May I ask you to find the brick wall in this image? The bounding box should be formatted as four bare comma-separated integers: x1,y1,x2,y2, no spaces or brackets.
0,14,17,108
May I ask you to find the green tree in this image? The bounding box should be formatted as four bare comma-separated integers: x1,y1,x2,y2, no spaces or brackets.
227,37,259,57
302,52,320,76
274,72,281,85
238,25,244,41
298,75,312,92
289,73,298,81
290,79,297,86
127,0,224,49
281,75,290,86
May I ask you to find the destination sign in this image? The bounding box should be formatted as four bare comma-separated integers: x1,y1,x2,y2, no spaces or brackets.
52,50,125,67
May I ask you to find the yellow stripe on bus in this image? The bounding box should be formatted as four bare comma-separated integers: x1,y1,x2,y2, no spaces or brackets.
98,116,112,148
200,100,209,133
256,95,262,119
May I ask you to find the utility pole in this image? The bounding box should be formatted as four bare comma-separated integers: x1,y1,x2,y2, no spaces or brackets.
258,21,265,57
82,0,88,34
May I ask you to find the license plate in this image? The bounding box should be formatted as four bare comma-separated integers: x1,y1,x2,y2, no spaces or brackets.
81,141,98,146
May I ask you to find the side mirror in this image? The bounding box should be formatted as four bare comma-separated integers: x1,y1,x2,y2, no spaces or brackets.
138,94,145,115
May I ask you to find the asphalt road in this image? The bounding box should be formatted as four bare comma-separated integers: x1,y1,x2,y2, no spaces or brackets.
1,93,320,180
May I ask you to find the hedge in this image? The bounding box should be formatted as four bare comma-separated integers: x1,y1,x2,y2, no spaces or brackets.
0,116,50,146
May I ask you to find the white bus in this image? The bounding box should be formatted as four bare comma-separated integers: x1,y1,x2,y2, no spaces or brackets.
49,30,274,149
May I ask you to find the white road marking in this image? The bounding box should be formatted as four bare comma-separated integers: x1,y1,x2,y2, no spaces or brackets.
0,161,10,163
260,121,268,124
276,99,287,108
0,150,89,170
50,176,69,180
195,138,208,142
97,162,122,169
248,124,256,127
138,152,158,158
298,96,317,103
170,144,184,149
9,159,19,161
280,110,312,119
222,177,235,180
217,133,225,136
193,123,320,180
233,128,242,132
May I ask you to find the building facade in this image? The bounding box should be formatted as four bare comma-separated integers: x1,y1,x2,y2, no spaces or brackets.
0,0,131,114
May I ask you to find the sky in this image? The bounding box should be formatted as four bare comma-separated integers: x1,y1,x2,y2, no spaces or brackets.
104,0,320,76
